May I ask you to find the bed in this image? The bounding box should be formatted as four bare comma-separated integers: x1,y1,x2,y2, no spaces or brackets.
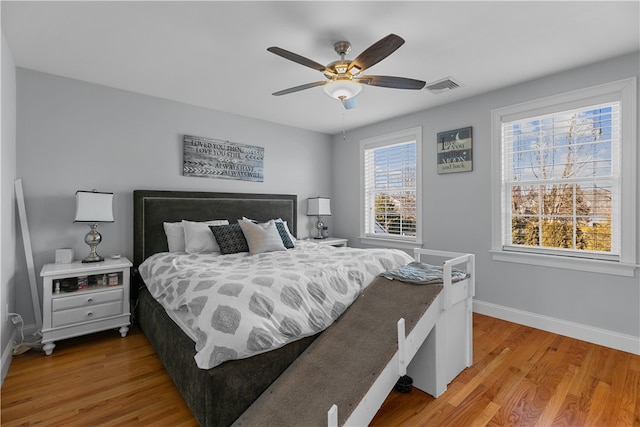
133,190,474,427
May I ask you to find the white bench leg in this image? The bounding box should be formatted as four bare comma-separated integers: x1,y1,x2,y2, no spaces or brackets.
327,404,338,427
406,317,447,397
407,298,472,398
397,318,407,377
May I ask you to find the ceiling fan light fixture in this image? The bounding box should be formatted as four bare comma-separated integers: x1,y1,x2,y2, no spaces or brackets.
322,80,363,100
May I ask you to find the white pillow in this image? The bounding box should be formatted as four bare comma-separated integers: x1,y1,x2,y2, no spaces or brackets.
238,218,286,255
164,221,187,252
182,220,229,253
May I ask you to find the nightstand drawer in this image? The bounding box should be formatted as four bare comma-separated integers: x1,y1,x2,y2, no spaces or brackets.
52,288,123,311
52,301,123,327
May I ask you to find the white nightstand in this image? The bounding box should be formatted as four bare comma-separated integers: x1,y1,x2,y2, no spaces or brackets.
40,257,132,355
312,237,348,247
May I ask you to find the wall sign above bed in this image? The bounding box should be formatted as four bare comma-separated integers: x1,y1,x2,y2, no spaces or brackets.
183,134,264,182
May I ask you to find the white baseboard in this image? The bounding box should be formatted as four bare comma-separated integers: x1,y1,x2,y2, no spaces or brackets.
1,328,17,386
473,299,640,356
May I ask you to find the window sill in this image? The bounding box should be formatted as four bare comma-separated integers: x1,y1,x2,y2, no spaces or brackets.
490,250,638,277
359,236,422,251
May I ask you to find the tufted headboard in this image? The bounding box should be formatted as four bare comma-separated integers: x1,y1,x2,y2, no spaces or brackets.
133,190,297,268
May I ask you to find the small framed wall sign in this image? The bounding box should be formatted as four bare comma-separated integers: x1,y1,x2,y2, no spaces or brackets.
437,127,473,174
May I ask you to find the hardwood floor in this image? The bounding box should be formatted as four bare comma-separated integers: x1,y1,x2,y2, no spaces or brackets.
2,314,639,426
371,315,640,426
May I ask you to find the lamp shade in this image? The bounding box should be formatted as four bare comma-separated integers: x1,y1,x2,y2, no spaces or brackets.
307,197,331,216
74,190,114,223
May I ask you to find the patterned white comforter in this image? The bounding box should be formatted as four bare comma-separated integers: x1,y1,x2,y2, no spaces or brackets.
139,241,413,369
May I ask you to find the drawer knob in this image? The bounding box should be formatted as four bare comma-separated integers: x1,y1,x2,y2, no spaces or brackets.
87,311,93,317
87,298,94,303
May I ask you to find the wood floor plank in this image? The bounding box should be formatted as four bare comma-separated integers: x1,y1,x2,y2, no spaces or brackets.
484,330,557,425
2,315,639,426
447,346,512,407
535,363,578,426
617,368,640,426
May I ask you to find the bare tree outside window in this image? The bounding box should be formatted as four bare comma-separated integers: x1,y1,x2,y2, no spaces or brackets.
506,106,615,253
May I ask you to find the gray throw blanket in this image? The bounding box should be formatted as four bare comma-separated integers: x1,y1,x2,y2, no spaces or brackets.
380,261,468,284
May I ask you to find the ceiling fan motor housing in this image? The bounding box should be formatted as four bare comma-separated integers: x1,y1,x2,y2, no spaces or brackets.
325,41,354,77
333,41,352,57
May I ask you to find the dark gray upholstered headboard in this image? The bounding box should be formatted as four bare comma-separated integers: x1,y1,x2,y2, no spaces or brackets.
133,190,297,268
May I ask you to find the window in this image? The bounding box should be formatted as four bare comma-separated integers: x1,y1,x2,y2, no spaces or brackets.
360,127,422,247
491,78,636,276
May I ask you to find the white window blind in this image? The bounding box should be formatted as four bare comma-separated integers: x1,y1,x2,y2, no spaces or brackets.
363,140,417,239
502,102,620,260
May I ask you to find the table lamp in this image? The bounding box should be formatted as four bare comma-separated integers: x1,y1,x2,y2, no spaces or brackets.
74,190,114,263
307,197,331,239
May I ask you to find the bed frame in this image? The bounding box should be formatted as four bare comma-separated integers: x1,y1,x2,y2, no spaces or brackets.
133,190,315,427
132,190,475,427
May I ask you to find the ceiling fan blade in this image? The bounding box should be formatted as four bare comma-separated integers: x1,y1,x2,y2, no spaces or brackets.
267,47,327,72
348,34,405,74
272,81,326,96
357,75,426,90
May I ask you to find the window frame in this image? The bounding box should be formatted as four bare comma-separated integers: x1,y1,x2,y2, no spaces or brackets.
491,78,637,276
359,127,423,249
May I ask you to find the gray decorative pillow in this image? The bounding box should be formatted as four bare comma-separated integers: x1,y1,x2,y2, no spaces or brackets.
275,221,294,249
238,219,287,255
209,224,249,255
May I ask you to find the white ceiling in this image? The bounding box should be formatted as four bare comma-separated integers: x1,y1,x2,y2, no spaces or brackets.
3,1,639,135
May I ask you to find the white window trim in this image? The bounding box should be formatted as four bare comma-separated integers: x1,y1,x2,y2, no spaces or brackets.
359,127,423,250
491,78,637,276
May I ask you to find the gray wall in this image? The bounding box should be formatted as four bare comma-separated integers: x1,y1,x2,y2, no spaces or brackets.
331,53,640,343
1,33,18,383
15,69,332,326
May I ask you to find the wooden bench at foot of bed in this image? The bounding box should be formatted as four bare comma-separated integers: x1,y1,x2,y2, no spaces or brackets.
233,249,475,427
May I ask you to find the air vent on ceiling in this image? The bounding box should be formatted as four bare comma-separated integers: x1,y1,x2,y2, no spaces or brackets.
425,77,462,94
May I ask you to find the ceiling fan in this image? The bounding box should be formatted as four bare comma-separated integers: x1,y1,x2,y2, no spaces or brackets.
267,34,426,109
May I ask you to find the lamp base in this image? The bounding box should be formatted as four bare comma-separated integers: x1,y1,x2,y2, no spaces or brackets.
315,217,325,239
82,255,104,263
82,223,104,263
